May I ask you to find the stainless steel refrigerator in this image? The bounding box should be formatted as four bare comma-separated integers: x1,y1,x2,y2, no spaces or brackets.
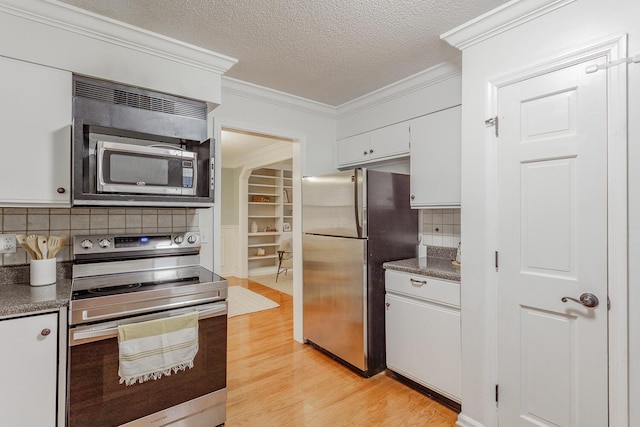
302,168,418,377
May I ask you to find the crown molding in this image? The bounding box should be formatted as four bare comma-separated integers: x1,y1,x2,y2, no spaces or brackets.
221,77,337,119
441,0,577,50
335,57,462,118
0,0,237,74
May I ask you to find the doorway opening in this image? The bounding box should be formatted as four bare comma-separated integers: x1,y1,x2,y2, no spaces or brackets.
219,127,295,297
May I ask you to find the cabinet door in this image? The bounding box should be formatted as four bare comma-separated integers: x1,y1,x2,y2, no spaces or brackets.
0,313,58,427
337,133,370,166
0,57,72,206
385,292,461,402
410,106,461,208
369,121,410,160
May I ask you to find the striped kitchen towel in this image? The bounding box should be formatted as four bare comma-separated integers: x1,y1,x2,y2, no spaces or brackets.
117,311,199,386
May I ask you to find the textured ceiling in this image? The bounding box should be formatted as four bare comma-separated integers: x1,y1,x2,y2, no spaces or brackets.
57,0,508,106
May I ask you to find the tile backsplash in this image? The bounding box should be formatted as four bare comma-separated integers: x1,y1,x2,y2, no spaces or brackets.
421,208,461,248
0,208,199,266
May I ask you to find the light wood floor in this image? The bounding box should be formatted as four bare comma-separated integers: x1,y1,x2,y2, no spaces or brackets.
226,276,459,426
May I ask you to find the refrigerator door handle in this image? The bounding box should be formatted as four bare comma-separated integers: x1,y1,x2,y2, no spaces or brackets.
354,168,363,238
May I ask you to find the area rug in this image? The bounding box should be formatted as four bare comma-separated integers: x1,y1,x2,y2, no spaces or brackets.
249,272,293,296
227,286,280,318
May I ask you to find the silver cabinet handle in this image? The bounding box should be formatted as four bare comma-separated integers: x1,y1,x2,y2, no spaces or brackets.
410,278,427,287
561,293,599,308
41,328,51,336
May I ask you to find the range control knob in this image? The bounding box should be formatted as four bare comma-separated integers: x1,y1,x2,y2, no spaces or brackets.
174,235,184,245
187,234,198,244
80,239,93,249
98,238,111,249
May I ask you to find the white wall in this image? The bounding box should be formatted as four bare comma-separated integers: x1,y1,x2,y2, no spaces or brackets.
220,225,239,277
217,78,337,177
451,0,640,425
221,168,240,226
212,78,337,342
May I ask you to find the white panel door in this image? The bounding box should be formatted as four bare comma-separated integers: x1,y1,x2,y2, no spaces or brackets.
497,58,608,426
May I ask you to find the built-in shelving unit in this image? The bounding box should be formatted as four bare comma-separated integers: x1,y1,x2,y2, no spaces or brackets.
246,165,293,275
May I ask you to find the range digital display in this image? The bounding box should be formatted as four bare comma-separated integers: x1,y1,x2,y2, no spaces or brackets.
115,235,171,248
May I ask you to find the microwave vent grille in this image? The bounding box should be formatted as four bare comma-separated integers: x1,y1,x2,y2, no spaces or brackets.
74,80,206,120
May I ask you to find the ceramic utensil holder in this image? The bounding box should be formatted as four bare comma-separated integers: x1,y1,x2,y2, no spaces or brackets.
30,283,57,301
30,258,56,286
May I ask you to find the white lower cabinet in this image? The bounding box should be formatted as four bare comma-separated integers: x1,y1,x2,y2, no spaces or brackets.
385,270,461,402
0,312,59,427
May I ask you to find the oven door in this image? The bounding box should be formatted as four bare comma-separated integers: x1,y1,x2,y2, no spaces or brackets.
67,302,226,427
96,140,197,196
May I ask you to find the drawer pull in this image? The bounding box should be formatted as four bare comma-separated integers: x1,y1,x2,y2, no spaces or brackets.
410,278,427,287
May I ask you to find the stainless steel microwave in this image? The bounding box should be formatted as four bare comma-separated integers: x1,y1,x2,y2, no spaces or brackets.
71,75,214,207
97,140,197,196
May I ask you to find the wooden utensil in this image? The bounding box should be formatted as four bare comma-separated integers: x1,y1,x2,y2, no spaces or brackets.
26,234,42,259
37,235,49,259
16,234,38,260
47,235,67,259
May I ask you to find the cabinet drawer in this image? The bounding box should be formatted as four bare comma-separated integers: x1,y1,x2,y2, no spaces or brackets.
385,270,459,308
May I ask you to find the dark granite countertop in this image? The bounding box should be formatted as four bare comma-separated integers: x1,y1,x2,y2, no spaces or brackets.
0,279,72,318
0,263,72,318
384,257,461,282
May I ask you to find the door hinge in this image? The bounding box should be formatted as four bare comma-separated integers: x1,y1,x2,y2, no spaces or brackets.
485,116,499,137
495,384,499,404
608,296,611,310
495,251,499,270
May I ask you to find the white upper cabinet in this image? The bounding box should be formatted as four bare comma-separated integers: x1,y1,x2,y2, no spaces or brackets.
369,121,411,159
409,106,461,208
337,133,370,166
0,56,72,207
337,121,410,167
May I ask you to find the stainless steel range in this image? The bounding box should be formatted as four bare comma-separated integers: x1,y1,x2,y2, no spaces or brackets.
67,232,227,427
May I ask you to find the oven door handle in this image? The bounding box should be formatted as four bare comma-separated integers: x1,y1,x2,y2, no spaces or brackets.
70,301,227,345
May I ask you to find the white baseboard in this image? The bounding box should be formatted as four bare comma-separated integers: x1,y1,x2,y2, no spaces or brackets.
456,413,485,427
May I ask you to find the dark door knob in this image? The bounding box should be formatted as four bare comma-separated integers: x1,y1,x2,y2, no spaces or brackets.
561,293,599,308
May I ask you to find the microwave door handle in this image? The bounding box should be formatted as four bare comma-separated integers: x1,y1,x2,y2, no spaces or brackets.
96,142,106,188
